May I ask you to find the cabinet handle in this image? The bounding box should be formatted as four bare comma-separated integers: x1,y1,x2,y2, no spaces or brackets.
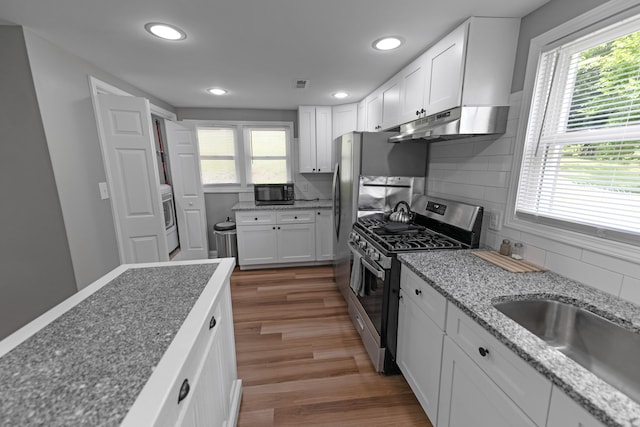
421,108,426,114
478,347,490,357
277,226,281,230
317,212,320,215
313,168,316,171
416,110,420,116
399,294,403,300
415,289,422,296
294,216,298,219
318,169,321,172
177,379,190,404
209,315,217,329
273,226,276,230
254,217,258,221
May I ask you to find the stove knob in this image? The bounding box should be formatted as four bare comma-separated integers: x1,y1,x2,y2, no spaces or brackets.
358,241,367,249
372,252,380,261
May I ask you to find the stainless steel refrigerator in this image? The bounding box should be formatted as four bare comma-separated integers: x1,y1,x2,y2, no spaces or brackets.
331,132,427,297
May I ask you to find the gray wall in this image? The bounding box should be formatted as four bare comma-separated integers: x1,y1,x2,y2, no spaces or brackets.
0,26,76,339
511,0,610,92
22,29,175,289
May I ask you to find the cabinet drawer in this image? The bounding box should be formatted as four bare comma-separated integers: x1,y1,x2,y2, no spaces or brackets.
276,210,315,224
400,265,447,330
235,211,276,225
446,303,551,426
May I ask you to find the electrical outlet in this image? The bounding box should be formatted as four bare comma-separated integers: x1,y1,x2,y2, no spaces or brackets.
488,210,502,231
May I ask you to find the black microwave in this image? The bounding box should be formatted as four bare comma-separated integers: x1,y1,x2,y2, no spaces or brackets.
254,183,295,205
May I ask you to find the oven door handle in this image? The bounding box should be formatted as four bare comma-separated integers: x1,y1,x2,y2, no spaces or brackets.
360,258,385,281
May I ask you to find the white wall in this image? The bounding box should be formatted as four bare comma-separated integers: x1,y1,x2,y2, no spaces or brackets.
427,92,640,305
23,29,175,289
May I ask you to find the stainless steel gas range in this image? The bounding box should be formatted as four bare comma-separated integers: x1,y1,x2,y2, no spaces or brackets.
347,195,483,374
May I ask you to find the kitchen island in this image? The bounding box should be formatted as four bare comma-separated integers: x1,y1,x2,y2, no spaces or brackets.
0,258,240,426
399,250,640,427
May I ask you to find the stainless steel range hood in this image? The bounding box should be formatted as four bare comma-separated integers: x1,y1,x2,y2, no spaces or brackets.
388,106,509,143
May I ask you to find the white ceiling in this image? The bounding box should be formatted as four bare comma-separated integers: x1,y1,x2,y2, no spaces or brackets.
0,0,549,110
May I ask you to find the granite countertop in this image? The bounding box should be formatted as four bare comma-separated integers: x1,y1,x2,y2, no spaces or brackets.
0,263,218,426
232,199,332,210
399,250,640,427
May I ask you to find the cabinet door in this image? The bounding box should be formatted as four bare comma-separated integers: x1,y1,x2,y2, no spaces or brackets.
380,77,401,130
425,23,467,115
315,210,334,261
298,106,316,173
399,55,429,124
357,100,366,131
176,320,226,427
437,337,537,427
314,106,333,173
547,386,605,427
397,290,443,423
277,223,315,262
236,225,278,265
365,92,382,131
332,103,358,141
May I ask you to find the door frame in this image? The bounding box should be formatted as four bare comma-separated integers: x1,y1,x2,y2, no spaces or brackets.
89,76,176,263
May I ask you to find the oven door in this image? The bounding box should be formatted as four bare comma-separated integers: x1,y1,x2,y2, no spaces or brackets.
358,257,388,337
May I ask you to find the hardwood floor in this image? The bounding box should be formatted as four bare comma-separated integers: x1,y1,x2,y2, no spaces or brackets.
230,265,433,426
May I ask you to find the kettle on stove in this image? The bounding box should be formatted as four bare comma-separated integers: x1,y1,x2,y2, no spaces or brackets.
389,201,413,223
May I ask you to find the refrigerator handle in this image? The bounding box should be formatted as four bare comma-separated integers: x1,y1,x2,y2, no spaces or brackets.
332,162,341,239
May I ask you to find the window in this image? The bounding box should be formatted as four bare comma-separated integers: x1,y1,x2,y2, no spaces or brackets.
198,128,239,185
244,128,289,183
196,122,292,191
516,14,640,245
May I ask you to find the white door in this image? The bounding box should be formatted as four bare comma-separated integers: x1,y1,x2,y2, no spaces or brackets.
277,223,315,262
298,106,316,173
96,94,168,263
164,121,208,260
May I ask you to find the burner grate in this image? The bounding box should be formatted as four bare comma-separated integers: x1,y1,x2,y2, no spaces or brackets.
355,216,464,252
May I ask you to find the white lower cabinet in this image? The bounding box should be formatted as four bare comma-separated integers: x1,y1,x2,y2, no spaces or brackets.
547,386,605,427
236,224,278,265
437,336,538,427
236,209,333,267
277,223,316,262
397,289,444,423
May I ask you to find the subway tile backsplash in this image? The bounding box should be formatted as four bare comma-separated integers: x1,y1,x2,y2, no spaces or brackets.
426,91,640,304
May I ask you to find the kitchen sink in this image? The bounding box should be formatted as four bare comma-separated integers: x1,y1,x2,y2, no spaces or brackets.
493,298,640,403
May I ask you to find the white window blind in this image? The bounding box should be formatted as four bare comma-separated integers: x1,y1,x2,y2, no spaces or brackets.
516,15,640,244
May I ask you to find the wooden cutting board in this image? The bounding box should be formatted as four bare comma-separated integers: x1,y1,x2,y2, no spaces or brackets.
472,250,547,273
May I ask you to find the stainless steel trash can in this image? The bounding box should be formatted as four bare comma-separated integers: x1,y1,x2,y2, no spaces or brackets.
214,219,237,260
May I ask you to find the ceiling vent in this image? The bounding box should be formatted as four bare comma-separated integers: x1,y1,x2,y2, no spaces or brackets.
294,79,309,89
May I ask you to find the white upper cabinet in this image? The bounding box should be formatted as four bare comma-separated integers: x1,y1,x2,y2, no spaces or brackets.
425,17,520,115
376,17,520,129
424,23,467,115
379,75,401,130
365,91,382,132
332,103,358,141
398,54,429,124
298,106,333,173
357,99,366,131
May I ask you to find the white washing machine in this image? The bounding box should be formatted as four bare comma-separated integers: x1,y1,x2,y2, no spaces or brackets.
160,184,179,253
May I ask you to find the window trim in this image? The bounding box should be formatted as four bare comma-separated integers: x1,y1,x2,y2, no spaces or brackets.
190,120,293,193
505,0,640,263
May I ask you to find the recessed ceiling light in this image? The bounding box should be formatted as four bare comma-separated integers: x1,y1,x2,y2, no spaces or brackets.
207,88,228,96
144,23,186,41
333,92,349,99
373,36,403,51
